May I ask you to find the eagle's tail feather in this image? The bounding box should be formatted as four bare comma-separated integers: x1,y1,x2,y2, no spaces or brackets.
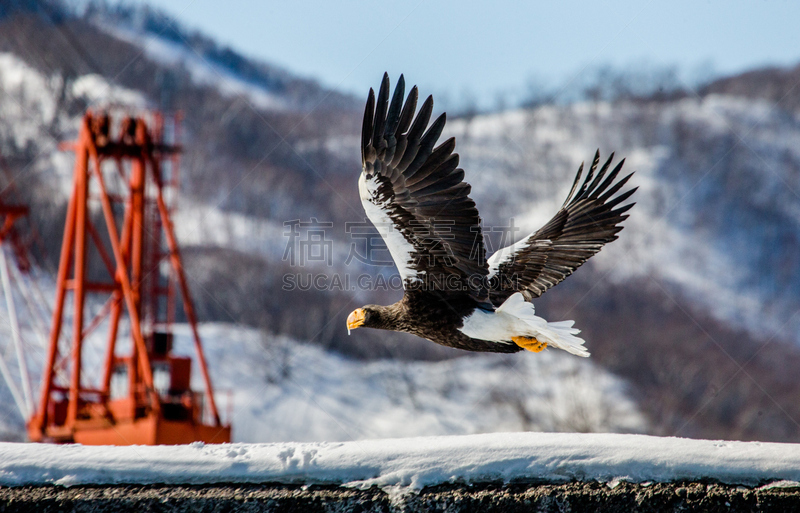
498,292,590,357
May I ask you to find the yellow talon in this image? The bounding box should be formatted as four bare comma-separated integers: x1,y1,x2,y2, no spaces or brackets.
512,336,548,353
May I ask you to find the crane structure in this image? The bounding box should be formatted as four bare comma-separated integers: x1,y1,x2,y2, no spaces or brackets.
27,111,231,445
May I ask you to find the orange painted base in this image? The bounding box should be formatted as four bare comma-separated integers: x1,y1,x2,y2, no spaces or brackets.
68,417,231,445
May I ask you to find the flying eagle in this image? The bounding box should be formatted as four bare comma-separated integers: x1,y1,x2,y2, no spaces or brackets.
346,74,636,356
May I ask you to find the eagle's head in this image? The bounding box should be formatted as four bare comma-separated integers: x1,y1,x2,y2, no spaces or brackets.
346,305,389,334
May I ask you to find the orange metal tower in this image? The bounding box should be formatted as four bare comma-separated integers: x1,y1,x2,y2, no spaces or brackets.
27,111,231,445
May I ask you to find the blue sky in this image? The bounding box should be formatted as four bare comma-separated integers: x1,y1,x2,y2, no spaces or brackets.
127,1,800,109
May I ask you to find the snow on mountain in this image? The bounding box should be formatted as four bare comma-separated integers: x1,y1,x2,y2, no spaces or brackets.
3,432,800,490
171,323,646,443
99,25,288,112
0,53,60,142
0,52,148,136
322,95,796,343
0,52,70,196
0,52,150,197
0,51,287,258
173,199,289,260
70,73,149,110
442,97,800,345
3,7,798,446
0,50,650,441
0,316,646,442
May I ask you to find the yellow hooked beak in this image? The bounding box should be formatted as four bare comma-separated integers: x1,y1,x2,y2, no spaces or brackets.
347,308,366,335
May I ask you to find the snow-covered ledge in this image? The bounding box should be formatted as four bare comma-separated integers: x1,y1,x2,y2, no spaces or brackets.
2,432,800,491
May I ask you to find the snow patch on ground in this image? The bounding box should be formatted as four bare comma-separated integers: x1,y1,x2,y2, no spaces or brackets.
2,432,800,490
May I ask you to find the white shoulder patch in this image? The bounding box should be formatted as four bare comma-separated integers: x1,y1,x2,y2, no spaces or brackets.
487,237,551,279
487,237,530,279
358,173,421,284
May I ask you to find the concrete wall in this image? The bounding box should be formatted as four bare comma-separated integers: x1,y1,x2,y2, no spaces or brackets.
2,481,799,512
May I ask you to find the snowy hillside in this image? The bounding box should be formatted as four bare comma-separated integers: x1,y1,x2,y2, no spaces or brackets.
320,95,800,348
173,324,645,443
84,3,358,112
0,51,299,261
0,316,646,441
3,1,800,445
100,25,288,112
0,44,644,443
0,53,148,193
440,99,800,347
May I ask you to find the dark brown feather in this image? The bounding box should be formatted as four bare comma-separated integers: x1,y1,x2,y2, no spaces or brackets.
361,74,489,306
357,76,635,354
488,151,637,305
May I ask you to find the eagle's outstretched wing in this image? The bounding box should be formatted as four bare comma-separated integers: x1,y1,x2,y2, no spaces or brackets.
360,73,489,304
487,151,636,306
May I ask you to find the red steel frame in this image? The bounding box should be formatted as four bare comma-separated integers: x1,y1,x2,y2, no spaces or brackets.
0,158,31,271
0,204,29,257
27,111,230,445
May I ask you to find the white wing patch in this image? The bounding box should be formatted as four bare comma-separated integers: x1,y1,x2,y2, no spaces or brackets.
358,172,421,285
487,236,551,279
